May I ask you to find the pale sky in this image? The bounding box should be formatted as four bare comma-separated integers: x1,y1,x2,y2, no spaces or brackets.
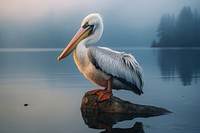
0,0,200,47
1,0,199,23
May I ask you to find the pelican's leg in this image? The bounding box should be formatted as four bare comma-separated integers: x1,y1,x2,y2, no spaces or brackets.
98,79,113,101
88,79,113,102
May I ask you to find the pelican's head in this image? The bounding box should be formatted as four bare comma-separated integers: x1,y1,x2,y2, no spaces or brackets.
57,13,103,61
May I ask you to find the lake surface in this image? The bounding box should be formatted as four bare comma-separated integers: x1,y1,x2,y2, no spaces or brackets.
0,48,200,133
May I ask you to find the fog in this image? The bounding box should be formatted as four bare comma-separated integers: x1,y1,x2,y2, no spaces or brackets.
0,0,200,48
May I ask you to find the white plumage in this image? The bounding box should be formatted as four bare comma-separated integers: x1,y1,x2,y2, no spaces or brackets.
58,13,144,101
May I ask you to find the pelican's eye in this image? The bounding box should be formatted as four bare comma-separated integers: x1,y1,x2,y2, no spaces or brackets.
82,22,90,29
82,22,95,35
88,25,95,36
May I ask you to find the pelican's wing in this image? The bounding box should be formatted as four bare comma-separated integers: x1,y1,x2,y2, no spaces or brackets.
87,46,144,94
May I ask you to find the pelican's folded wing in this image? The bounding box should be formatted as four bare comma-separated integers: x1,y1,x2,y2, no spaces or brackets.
87,46,144,94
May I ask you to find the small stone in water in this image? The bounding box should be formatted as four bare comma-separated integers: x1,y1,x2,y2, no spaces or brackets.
24,104,29,107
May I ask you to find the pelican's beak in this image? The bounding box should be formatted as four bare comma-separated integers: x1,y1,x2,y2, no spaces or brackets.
57,25,93,62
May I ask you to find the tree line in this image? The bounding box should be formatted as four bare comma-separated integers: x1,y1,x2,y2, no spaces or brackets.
152,6,200,47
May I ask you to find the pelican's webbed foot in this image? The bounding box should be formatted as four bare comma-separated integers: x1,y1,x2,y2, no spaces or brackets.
88,89,113,102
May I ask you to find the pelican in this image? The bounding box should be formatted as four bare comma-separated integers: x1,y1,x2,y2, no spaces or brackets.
58,13,144,101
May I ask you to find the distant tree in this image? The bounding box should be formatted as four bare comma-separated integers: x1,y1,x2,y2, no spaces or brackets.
152,6,200,47
151,39,157,47
176,6,194,47
157,14,175,47
193,9,200,46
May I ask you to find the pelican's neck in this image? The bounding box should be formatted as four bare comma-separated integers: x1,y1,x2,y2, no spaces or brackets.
74,22,104,69
74,41,88,71
74,15,104,67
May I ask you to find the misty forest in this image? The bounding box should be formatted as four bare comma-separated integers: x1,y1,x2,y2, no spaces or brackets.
152,6,200,47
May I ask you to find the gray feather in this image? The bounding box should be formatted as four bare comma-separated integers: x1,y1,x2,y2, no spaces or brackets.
87,46,144,94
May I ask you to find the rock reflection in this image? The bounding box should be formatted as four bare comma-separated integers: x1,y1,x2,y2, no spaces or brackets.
81,111,144,133
157,49,200,86
100,122,144,133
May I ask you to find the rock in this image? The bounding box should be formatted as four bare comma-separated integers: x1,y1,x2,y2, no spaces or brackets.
81,92,171,131
24,104,29,107
81,92,171,116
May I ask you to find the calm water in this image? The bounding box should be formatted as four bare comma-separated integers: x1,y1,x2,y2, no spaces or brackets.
0,48,200,133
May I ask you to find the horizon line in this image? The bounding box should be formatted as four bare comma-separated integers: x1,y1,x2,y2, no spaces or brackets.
1,47,200,52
